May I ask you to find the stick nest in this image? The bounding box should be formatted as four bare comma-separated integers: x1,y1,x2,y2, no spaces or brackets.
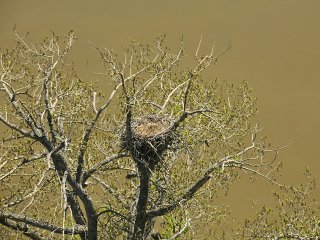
121,115,175,170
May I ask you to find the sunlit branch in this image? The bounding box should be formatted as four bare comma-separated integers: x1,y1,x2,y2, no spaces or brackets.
92,176,129,209
0,113,34,139
82,153,129,183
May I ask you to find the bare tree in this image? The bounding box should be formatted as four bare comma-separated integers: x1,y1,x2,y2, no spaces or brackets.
0,31,315,240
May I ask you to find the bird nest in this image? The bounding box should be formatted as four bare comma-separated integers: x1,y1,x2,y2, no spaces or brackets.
121,115,175,170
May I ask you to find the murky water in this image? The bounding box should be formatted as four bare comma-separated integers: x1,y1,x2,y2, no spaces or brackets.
1,0,319,230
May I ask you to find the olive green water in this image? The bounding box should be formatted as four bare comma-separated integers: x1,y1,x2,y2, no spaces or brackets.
1,0,319,230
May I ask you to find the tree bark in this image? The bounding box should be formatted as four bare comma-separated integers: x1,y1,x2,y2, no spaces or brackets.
130,162,151,240
44,141,97,240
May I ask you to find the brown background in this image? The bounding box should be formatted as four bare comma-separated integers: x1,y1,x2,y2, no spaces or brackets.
1,0,319,223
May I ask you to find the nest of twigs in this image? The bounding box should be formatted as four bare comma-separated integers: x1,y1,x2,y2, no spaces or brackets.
121,115,175,170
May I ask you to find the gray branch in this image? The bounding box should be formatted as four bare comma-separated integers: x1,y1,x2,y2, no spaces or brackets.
0,212,86,235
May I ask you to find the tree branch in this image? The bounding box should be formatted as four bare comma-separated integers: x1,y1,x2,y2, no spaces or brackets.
82,153,129,184
0,217,45,240
0,212,86,235
0,114,34,139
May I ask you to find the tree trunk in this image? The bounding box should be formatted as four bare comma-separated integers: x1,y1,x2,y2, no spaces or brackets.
86,214,98,240
130,162,151,240
50,152,98,240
